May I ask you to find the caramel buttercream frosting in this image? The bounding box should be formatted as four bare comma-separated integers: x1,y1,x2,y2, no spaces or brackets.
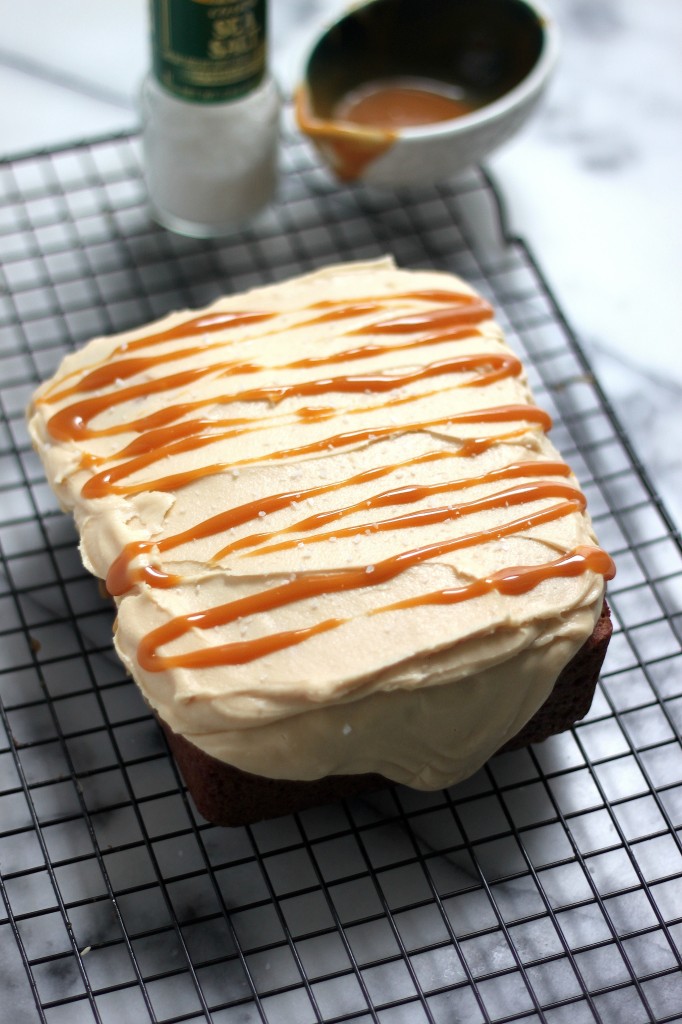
28,259,614,789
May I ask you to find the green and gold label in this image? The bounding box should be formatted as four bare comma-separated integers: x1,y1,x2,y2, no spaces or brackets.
150,0,266,103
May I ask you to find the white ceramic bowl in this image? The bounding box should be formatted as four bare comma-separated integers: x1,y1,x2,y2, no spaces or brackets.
296,0,558,187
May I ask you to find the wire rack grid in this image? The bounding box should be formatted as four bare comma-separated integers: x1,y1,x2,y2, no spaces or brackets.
0,129,681,1024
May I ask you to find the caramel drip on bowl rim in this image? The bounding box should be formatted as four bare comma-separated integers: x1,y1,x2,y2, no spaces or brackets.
38,285,613,676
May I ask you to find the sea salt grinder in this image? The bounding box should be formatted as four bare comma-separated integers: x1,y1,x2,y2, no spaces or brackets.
141,0,279,237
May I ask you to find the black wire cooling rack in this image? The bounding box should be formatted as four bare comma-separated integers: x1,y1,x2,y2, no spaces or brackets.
1,128,681,1024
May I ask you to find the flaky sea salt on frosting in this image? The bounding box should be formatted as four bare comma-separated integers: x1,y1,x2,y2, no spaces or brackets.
28,259,613,789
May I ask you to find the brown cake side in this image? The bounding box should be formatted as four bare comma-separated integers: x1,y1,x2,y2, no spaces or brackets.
500,600,612,751
161,602,612,827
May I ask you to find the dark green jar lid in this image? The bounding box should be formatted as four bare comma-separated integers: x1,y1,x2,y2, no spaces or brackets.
150,0,267,103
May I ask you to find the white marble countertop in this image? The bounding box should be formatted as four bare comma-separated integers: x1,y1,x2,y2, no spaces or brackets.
1,0,680,532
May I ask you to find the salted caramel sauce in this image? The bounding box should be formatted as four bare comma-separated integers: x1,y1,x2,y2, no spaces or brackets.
278,325,482,370
126,310,273,349
53,349,263,399
71,345,505,462
215,467,577,560
309,289,482,311
137,537,608,668
238,481,585,559
302,302,386,326
30,262,615,788
82,404,551,500
296,405,337,421
208,353,522,404
43,290,482,399
108,452,566,596
44,300,493,443
350,303,493,335
50,337,485,442
295,86,398,183
36,272,610,689
47,364,266,443
107,448,465,596
41,311,275,399
382,546,616,613
333,81,478,131
296,76,483,183
304,291,486,321
137,500,588,672
48,293,528,499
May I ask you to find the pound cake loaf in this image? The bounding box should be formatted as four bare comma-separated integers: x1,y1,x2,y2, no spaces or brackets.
28,259,614,825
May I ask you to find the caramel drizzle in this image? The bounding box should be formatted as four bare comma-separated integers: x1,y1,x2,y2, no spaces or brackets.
43,290,489,400
45,303,495,442
350,302,491,335
217,470,579,560
47,336,489,443
38,287,613,672
137,509,611,671
107,459,573,595
81,405,550,500
286,324,479,370
81,360,522,472
241,481,585,557
138,545,614,672
41,311,274,399
384,546,616,611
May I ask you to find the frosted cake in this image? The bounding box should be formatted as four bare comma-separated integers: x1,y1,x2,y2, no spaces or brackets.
28,259,613,824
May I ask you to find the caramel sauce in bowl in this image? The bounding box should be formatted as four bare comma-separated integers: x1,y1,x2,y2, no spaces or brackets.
295,0,558,186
